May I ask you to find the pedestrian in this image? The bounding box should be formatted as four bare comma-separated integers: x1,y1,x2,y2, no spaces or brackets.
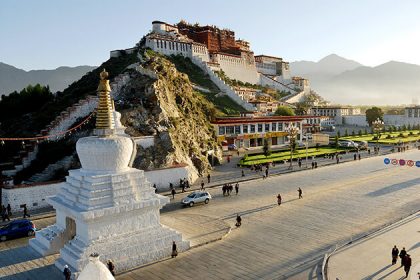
311,161,314,169
229,184,233,195
241,170,245,177
171,188,176,199
186,180,190,189
314,162,318,168
227,156,231,163
400,247,407,267
200,180,205,190
235,214,242,227
298,187,303,199
6,204,11,217
265,168,269,177
336,157,339,164
171,241,178,258
358,154,361,160
404,254,412,278
181,181,185,193
298,159,302,168
235,183,239,195
1,205,10,222
207,174,211,184
179,178,183,187
63,265,71,280
277,194,282,205
391,245,399,265
23,205,30,218
107,260,115,276
169,182,173,190
222,185,226,196
368,148,371,154
354,154,357,160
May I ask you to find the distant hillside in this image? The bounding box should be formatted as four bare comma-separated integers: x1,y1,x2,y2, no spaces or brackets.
0,62,96,96
291,55,420,105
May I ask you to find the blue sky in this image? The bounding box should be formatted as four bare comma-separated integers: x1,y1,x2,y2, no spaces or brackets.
1,0,420,70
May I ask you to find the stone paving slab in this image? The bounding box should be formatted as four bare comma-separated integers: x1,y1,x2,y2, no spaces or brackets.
0,214,229,279
328,212,420,280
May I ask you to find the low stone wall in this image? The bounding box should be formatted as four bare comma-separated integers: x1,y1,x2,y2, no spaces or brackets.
144,165,197,191
1,182,62,212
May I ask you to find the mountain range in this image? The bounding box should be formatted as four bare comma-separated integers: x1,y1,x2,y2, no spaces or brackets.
290,54,420,105
0,62,96,96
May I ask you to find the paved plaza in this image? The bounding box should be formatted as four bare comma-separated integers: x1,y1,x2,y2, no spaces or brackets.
0,149,419,279
328,212,419,280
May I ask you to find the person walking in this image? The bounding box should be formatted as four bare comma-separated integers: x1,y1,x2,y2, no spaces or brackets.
265,168,269,178
241,170,245,177
298,187,303,199
207,174,211,184
354,154,357,160
235,214,242,227
234,183,239,195
171,188,176,199
200,180,205,190
298,158,302,168
6,204,12,217
107,260,116,276
277,194,282,205
391,245,399,265
311,161,315,169
63,265,71,280
404,254,411,278
181,182,185,193
1,205,10,222
314,161,318,168
186,179,190,189
171,241,178,258
23,205,30,218
400,247,407,267
358,154,361,160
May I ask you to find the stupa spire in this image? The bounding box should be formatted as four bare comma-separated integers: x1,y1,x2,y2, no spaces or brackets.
95,69,115,136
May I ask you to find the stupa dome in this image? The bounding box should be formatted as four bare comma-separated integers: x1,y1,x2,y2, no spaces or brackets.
76,135,133,173
77,254,115,280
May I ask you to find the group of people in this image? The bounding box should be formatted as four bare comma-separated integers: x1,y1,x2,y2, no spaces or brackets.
353,153,362,161
391,245,412,278
1,204,12,222
222,182,239,196
179,178,190,193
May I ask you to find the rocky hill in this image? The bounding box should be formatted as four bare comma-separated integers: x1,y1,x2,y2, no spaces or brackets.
1,47,235,182
0,62,96,96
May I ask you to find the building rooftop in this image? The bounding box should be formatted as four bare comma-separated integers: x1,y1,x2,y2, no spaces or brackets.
212,115,323,124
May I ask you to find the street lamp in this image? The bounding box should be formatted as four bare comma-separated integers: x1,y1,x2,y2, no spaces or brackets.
286,124,299,169
372,118,384,154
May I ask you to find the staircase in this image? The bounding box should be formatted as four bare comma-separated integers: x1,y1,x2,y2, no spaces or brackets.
190,56,256,112
26,154,75,183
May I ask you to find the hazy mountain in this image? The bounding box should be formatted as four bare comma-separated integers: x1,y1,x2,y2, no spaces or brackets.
0,62,96,96
291,55,420,105
291,54,363,76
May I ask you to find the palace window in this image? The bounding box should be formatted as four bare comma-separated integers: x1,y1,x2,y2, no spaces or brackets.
235,126,241,135
265,123,270,132
243,124,248,133
272,123,277,131
226,126,234,135
219,126,225,135
278,122,283,131
257,124,263,132
250,124,256,133
164,41,167,48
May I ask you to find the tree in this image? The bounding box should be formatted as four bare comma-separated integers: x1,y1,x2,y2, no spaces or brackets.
365,107,384,126
294,90,328,115
274,106,295,116
263,139,271,157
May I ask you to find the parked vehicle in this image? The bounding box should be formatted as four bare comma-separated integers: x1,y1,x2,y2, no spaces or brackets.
0,219,36,241
338,140,358,148
181,191,212,207
357,141,368,150
228,144,237,150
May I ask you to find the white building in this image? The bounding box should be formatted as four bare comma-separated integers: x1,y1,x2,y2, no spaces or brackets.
384,106,420,127
310,106,361,125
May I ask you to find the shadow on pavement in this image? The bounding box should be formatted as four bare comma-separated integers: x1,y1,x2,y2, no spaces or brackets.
366,177,420,197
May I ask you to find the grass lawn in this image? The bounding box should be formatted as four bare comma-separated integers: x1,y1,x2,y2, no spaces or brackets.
240,146,351,166
340,130,420,144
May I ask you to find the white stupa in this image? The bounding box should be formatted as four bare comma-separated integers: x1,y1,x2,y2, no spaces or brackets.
78,254,115,280
30,69,189,274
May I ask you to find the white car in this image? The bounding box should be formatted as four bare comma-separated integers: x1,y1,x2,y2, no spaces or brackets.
181,191,212,207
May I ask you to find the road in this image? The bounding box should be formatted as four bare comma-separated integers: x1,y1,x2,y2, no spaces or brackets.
1,149,419,279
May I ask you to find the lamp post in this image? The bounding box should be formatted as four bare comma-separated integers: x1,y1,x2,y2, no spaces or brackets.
372,118,384,154
286,124,299,170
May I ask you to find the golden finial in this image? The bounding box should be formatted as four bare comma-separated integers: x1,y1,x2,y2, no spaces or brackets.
95,69,115,136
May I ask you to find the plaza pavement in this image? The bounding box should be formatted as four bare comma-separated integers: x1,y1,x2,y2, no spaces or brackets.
327,212,419,280
0,149,419,279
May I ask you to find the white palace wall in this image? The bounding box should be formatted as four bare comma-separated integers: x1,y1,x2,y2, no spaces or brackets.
214,53,259,84
2,182,61,213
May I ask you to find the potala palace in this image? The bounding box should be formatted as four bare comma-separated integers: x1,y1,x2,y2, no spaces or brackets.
111,20,310,113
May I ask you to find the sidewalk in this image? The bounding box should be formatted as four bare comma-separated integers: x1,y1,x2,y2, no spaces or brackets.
327,212,420,280
158,146,397,197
